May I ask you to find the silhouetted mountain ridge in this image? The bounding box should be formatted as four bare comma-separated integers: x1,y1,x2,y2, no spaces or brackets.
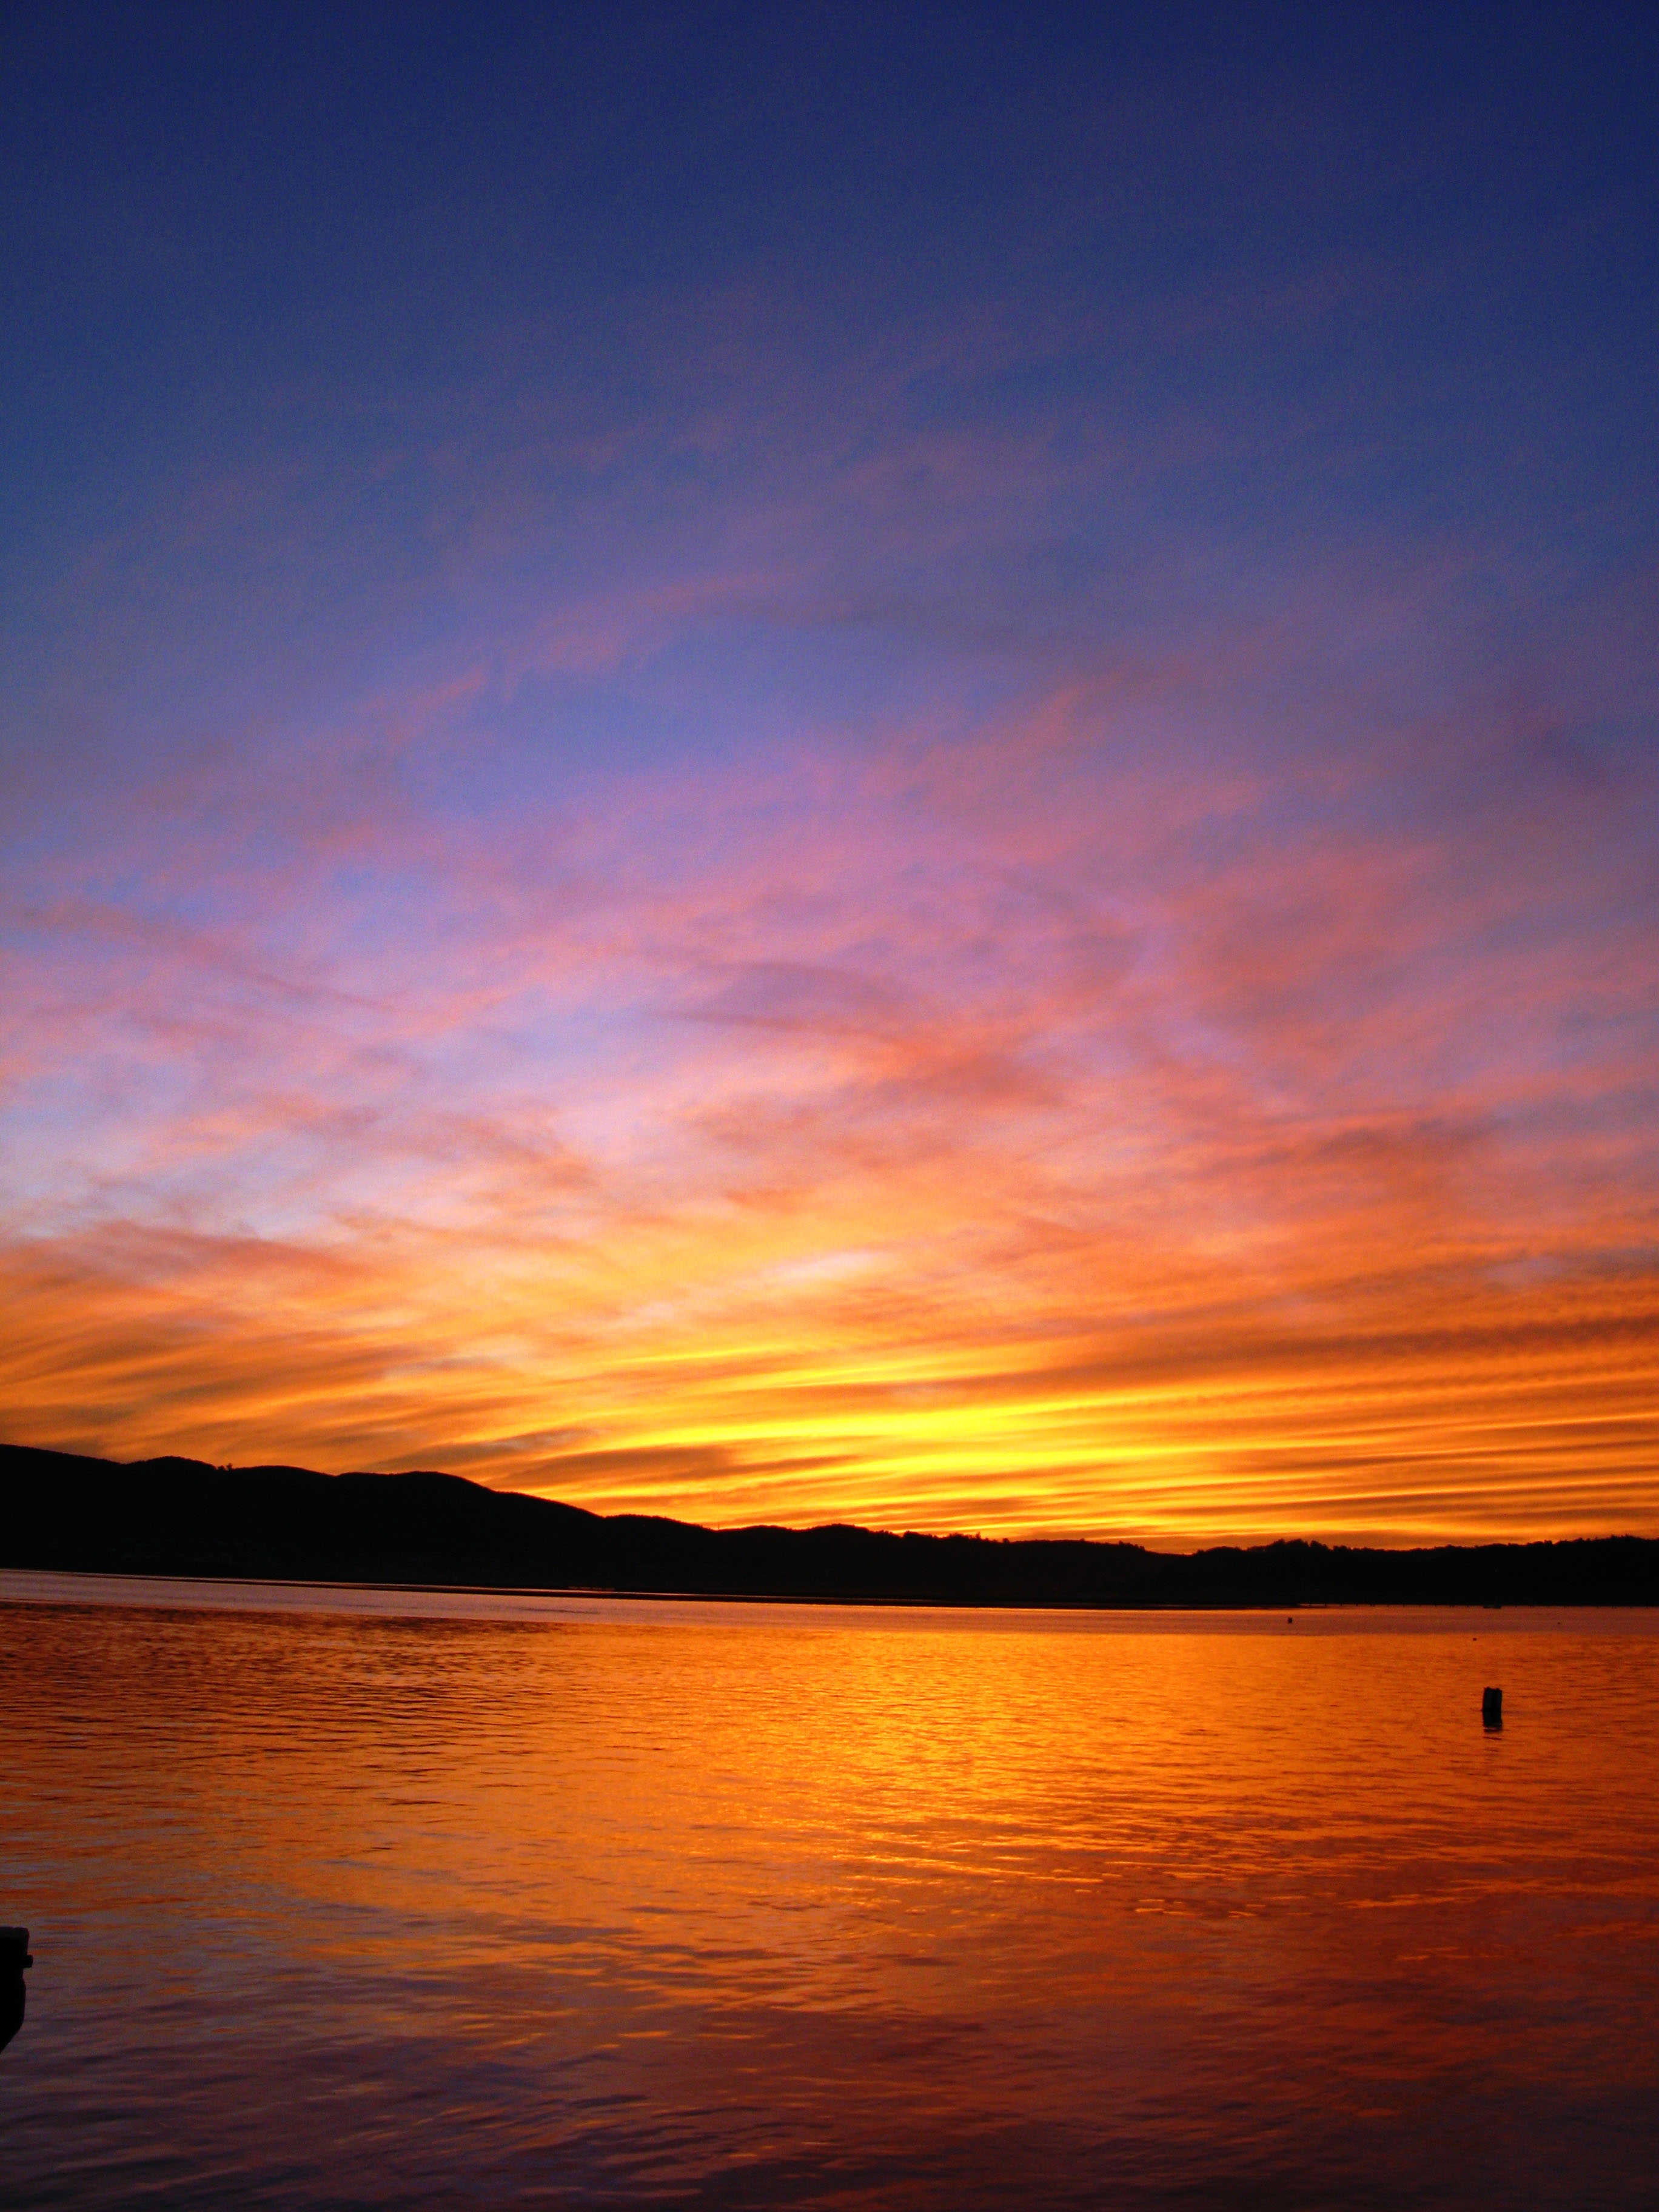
2,1444,1654,1605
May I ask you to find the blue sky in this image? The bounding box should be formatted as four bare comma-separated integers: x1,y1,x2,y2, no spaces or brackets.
2,4,1656,1540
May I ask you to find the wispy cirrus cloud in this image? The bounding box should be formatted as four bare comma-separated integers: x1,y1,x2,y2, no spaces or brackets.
4,133,1655,1546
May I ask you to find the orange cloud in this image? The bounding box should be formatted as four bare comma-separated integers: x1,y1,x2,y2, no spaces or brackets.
5,315,1655,1545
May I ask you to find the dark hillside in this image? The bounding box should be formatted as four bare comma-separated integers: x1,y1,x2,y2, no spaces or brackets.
2,1444,1655,1606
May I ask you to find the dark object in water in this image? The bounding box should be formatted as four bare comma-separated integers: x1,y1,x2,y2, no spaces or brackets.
1482,1686,1503,1728
0,1927,30,2054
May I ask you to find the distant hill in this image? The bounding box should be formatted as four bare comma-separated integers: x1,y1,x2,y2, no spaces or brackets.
2,1444,1655,1606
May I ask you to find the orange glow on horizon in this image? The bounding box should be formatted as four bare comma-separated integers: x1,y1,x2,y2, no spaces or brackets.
5,369,1656,1552
4,1078,1654,1546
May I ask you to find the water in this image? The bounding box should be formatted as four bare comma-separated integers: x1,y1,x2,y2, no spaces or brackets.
3,1576,1657,2209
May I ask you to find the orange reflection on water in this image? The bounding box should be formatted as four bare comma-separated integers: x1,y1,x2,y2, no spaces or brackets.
5,1583,1658,2208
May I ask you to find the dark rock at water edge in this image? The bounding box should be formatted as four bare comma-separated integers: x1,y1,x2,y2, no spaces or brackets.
0,1926,30,2056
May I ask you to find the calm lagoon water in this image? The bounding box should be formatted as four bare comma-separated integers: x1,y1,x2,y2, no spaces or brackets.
2,1575,1657,2210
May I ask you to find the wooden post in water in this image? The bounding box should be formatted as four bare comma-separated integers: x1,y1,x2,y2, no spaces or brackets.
1482,1686,1503,1728
0,1926,30,2055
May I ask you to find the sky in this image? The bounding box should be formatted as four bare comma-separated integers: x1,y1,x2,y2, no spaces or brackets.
2,2,1656,1545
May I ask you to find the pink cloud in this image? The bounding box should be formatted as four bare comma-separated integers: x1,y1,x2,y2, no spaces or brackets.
4,290,1655,1542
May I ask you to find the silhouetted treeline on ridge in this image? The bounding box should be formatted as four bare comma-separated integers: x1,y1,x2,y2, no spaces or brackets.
2,1444,1654,1606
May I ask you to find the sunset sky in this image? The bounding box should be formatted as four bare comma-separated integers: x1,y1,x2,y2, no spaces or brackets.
3,5,1655,1544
